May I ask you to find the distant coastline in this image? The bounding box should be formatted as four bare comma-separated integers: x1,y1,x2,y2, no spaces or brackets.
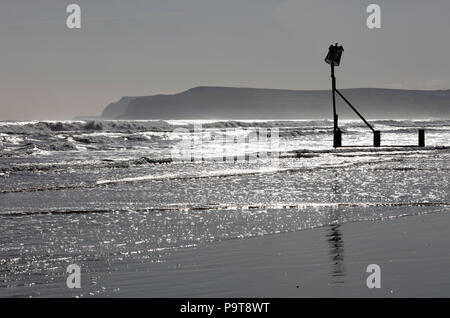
98,87,450,120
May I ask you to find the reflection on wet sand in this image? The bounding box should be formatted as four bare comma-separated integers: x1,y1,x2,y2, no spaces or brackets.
327,223,345,285
328,170,345,285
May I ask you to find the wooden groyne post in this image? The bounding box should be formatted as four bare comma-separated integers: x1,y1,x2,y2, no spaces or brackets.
418,129,425,147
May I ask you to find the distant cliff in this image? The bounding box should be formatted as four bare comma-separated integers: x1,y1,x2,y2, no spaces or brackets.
101,87,450,120
102,96,136,119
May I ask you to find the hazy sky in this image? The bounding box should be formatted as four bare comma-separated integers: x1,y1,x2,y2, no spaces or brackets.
1,0,449,120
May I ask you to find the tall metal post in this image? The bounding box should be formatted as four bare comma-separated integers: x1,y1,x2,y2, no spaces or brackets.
331,64,336,129
331,64,341,147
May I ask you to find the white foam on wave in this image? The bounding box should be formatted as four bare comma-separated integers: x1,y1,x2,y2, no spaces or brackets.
95,157,398,186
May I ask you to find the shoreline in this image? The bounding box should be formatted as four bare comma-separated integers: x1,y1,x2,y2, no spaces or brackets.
2,209,450,298
97,209,450,298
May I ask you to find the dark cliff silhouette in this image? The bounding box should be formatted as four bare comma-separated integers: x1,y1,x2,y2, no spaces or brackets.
101,86,450,120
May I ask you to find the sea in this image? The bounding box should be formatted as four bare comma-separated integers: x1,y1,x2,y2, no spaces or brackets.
0,119,449,297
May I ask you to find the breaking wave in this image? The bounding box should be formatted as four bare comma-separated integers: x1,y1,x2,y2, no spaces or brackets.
0,120,175,135
1,119,448,135
0,157,404,194
0,157,172,174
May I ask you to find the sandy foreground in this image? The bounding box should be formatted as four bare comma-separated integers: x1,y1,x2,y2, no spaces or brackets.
90,209,450,298
5,209,450,298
